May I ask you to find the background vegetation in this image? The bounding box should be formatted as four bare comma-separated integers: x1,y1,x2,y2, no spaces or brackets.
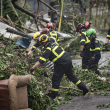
0,0,110,109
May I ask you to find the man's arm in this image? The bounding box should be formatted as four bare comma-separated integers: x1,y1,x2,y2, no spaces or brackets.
80,45,84,51
32,61,41,69
105,38,109,44
27,50,34,56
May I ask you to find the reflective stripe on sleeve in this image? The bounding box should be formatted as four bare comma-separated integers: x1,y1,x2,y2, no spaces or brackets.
80,39,85,42
32,46,37,49
95,38,99,41
75,80,81,85
107,35,110,38
39,57,46,62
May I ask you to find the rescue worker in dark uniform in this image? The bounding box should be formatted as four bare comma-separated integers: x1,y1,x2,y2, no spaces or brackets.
41,28,57,44
76,23,90,72
47,22,60,43
27,31,57,56
105,28,110,49
30,34,89,100
86,28,106,82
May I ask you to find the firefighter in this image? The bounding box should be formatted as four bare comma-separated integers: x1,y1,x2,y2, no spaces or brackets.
27,31,57,56
105,28,110,49
47,22,60,43
86,28,106,82
30,34,89,100
27,32,41,56
76,23,90,72
84,21,91,31
41,28,57,43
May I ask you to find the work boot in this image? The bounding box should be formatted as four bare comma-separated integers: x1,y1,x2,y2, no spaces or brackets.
77,82,89,95
83,87,89,95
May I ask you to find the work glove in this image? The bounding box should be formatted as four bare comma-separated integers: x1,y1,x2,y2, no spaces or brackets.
91,56,95,61
105,43,107,49
30,68,35,75
80,51,83,57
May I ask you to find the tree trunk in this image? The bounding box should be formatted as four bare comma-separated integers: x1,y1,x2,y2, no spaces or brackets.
104,0,110,28
12,2,49,23
99,2,105,25
6,28,32,39
95,0,100,27
104,9,110,28
89,0,93,21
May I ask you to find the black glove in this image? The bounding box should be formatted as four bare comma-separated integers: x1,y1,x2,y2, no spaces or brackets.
105,44,107,49
80,51,83,57
30,68,34,75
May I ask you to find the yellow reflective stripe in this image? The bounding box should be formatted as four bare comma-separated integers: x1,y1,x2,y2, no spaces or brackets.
32,46,36,49
57,39,59,41
82,32,90,44
75,80,81,85
80,39,85,42
50,36,57,42
90,48,100,51
107,35,110,37
82,69,88,71
52,51,65,62
82,32,86,35
46,47,51,51
53,46,59,56
95,38,99,41
39,57,46,62
50,32,57,39
51,88,59,91
97,69,99,70
42,47,44,49
42,38,48,42
50,32,57,36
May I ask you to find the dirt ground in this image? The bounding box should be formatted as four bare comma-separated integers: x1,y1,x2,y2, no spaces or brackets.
59,95,110,110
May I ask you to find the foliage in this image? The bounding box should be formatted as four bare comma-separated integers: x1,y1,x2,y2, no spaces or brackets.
16,2,33,23
0,35,58,109
0,31,110,109
0,0,18,21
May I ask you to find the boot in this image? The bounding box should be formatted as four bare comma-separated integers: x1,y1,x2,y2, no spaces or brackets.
77,82,89,95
